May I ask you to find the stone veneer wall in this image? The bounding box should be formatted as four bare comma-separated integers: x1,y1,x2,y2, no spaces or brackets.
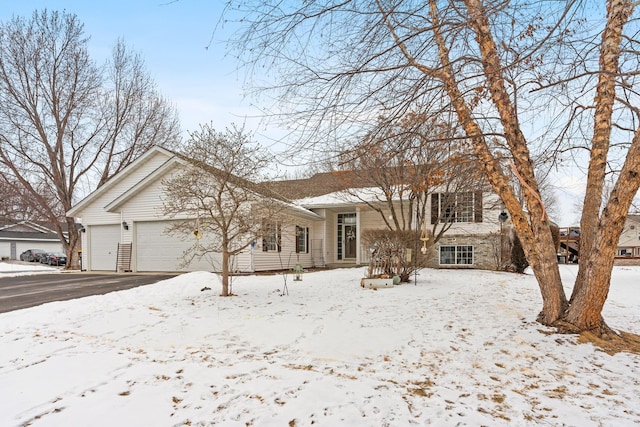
426,233,501,270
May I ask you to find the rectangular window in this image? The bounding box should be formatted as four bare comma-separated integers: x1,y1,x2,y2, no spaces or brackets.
296,226,309,253
431,192,482,224
439,245,474,265
262,222,281,252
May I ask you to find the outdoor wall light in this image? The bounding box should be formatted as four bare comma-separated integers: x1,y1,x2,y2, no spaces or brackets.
122,221,129,230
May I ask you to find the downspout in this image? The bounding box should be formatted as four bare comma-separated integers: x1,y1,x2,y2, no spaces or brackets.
356,206,361,265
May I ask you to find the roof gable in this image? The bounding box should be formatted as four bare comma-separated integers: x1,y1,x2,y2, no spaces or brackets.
68,146,174,216
0,220,56,234
104,157,185,212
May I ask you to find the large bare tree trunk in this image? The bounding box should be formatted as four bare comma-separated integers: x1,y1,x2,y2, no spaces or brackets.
427,0,567,324
565,129,640,331
573,0,634,305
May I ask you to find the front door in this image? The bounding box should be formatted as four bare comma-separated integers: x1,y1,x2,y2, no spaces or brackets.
338,213,357,260
344,224,357,259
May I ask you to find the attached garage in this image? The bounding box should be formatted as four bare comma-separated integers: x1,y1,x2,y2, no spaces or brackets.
67,146,323,274
89,224,121,271
135,221,222,272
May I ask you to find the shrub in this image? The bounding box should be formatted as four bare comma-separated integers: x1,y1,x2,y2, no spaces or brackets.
361,229,421,282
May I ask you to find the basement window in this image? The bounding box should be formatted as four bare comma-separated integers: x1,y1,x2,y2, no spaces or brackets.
440,245,474,265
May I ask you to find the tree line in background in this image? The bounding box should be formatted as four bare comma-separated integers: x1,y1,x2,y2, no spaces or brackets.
0,10,180,267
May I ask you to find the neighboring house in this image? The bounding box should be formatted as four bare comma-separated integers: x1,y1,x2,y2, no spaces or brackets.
0,219,65,260
67,146,508,273
615,214,640,263
557,215,640,265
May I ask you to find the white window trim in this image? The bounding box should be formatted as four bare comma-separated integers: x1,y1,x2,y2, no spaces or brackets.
296,225,309,254
262,221,281,252
439,245,474,265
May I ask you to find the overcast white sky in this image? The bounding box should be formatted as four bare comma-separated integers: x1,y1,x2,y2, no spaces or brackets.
0,0,279,142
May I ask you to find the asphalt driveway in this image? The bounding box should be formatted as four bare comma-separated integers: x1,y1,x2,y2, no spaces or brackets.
0,272,179,313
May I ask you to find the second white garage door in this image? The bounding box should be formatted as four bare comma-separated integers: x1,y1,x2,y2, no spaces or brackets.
135,221,222,272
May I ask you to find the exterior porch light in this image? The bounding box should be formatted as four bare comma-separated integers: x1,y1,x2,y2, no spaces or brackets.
122,221,129,230
498,210,509,269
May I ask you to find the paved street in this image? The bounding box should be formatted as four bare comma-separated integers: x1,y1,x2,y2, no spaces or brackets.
0,272,179,313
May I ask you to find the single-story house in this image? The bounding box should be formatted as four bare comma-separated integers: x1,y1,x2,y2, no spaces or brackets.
0,219,65,260
67,146,509,273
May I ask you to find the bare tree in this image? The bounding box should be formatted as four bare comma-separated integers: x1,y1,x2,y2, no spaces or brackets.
0,173,44,220
336,113,485,238
162,123,280,296
0,10,180,268
224,1,640,339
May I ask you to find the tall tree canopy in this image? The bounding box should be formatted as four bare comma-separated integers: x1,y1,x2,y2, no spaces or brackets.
0,10,180,267
224,0,640,339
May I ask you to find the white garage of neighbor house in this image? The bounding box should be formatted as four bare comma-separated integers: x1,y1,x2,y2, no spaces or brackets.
0,220,65,261
67,146,324,273
68,145,510,273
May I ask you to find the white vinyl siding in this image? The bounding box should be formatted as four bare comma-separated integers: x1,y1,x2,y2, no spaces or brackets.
429,192,502,235
251,224,313,271
617,217,640,247
116,170,173,219
89,224,121,271
74,151,171,225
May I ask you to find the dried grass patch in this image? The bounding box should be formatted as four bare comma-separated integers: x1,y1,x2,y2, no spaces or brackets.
578,330,640,355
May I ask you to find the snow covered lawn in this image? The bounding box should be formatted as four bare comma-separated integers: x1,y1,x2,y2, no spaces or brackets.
0,263,639,426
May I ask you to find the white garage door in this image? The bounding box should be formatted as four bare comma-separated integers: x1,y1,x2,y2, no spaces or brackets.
135,221,222,272
0,242,10,260
89,224,121,271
